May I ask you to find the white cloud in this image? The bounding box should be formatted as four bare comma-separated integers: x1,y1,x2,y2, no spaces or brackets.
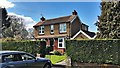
0,0,14,8
8,13,36,30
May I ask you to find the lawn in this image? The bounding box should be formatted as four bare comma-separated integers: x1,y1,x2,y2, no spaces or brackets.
45,54,66,64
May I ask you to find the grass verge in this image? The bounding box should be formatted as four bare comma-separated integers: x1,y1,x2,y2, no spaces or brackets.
45,54,66,64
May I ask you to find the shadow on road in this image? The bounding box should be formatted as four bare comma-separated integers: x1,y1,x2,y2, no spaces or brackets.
52,64,66,68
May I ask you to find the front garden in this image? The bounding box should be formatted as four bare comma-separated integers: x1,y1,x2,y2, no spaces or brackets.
1,40,66,64
46,54,66,64
1,39,120,67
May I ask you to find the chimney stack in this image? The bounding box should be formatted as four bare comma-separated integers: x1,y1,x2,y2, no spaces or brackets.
40,16,45,21
72,10,77,15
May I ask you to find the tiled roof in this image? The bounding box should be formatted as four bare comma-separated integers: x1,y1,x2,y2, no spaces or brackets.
33,15,77,27
82,30,96,38
71,30,96,39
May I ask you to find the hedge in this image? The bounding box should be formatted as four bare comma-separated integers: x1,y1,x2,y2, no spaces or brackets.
1,41,46,55
66,39,120,65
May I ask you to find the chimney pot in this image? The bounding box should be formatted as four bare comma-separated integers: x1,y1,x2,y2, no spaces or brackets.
72,10,77,15
40,16,45,21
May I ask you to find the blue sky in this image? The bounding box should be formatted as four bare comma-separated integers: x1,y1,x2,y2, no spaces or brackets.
6,2,101,32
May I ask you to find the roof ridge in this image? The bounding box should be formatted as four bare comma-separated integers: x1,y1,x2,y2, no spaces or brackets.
33,15,77,27
82,30,95,33
46,15,72,21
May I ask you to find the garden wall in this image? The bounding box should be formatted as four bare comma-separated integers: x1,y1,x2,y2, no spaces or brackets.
66,39,120,65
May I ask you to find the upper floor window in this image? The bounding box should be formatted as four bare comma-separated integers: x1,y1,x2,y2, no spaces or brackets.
50,25,54,34
39,26,44,34
59,23,66,33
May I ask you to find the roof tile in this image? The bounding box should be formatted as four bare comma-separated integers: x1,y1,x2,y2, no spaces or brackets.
33,15,76,27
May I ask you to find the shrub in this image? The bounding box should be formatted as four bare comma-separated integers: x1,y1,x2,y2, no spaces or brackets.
46,46,51,55
39,41,46,57
66,39,120,65
54,50,62,55
1,41,46,56
2,38,15,41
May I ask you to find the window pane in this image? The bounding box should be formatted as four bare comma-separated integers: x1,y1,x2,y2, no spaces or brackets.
59,23,66,32
42,31,44,33
42,26,44,30
63,24,66,31
21,54,35,60
58,38,65,48
42,26,44,28
63,27,66,31
2,54,23,62
39,26,44,34
59,38,63,42
2,55,13,62
59,24,62,31
51,25,54,33
51,30,53,33
12,54,22,61
51,25,54,30
59,43,62,47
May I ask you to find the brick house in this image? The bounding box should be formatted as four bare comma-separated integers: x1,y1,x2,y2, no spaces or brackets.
33,10,96,53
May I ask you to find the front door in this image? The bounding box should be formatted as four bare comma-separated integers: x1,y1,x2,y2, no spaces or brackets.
49,38,54,51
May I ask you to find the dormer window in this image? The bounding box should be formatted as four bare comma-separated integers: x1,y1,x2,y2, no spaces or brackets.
81,23,88,31
84,26,88,31
59,23,66,33
50,25,54,34
39,26,44,34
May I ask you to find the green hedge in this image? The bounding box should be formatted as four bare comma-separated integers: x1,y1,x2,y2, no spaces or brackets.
1,41,46,55
66,39,120,65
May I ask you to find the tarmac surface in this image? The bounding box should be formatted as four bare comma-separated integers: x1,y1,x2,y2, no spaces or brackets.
52,64,66,68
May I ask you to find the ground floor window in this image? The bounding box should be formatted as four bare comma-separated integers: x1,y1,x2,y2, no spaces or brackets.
58,38,65,48
40,39,45,41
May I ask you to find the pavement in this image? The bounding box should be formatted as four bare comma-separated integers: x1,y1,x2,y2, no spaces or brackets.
52,60,120,68
55,60,67,66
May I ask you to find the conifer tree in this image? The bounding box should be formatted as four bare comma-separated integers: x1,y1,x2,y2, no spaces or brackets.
96,1,120,39
0,8,11,30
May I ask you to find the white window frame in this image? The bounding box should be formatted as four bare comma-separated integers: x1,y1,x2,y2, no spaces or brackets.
58,38,65,48
59,23,66,33
40,39,45,41
39,26,44,34
84,27,87,31
50,25,54,34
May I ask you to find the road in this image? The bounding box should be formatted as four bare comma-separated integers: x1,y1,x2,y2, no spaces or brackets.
52,64,66,68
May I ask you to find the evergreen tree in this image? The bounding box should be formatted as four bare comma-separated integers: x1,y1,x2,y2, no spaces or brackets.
0,8,11,30
96,1,120,39
0,8,11,38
